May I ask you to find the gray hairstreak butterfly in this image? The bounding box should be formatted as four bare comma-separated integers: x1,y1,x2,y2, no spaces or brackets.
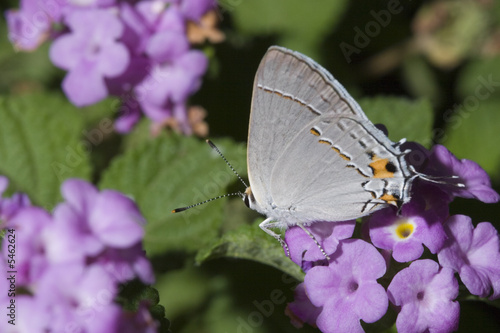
174,46,443,255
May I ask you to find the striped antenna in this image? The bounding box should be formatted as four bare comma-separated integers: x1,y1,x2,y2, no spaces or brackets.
172,192,243,213
206,139,248,188
172,140,247,213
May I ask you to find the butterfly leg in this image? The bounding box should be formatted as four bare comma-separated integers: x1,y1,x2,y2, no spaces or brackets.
297,224,330,260
259,217,290,257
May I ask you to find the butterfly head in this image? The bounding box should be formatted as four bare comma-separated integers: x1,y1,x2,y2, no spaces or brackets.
243,187,257,210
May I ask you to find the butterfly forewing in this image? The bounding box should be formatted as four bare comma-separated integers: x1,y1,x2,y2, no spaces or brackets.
248,47,367,208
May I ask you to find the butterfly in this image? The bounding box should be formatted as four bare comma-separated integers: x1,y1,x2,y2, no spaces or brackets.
242,46,423,252
175,46,442,257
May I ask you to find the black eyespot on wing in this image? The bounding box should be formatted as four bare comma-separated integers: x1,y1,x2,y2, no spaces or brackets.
386,161,397,173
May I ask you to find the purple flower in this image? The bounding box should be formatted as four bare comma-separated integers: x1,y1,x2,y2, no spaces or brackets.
5,262,120,333
387,259,459,333
146,29,189,63
0,176,156,331
106,55,151,96
367,195,447,263
50,8,130,106
7,0,221,134
43,178,144,254
0,176,31,222
137,49,208,106
180,0,217,21
135,49,208,133
285,220,355,270
5,0,66,50
0,291,46,332
304,239,388,333
35,263,121,332
106,55,150,132
145,7,189,63
0,259,46,333
438,214,500,299
95,244,155,284
69,0,118,6
425,144,500,203
2,207,51,286
42,179,152,283
119,301,160,333
118,2,152,55
88,188,145,247
285,283,321,329
132,1,185,55
11,297,48,332
96,2,212,134
114,97,144,133
135,0,171,27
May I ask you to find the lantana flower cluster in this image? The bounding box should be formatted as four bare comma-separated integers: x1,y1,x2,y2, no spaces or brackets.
6,0,221,135
285,144,500,333
0,177,157,332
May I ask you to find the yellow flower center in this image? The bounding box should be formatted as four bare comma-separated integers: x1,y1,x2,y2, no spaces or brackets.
395,221,415,239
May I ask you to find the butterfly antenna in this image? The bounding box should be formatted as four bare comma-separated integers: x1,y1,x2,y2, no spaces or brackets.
172,192,243,213
206,139,248,188
172,140,248,214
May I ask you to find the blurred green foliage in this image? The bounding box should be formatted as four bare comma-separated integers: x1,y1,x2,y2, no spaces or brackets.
0,94,91,208
1,0,500,332
359,97,434,146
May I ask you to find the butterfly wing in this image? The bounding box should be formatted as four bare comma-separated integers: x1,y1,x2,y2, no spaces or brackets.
248,46,413,222
248,46,370,212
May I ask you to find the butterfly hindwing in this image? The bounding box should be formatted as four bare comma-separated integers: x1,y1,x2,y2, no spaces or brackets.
269,114,411,225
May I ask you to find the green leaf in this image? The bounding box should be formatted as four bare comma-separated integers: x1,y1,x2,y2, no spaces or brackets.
456,56,500,100
117,280,171,333
155,263,303,333
229,0,349,59
78,97,118,129
154,267,213,320
0,93,91,209
98,134,247,256
401,56,442,107
358,96,434,147
196,220,305,282
121,117,155,151
486,298,500,310
441,98,500,181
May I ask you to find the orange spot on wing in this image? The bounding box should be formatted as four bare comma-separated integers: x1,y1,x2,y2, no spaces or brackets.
310,128,320,136
318,139,331,145
380,193,398,206
369,155,394,178
332,147,350,161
